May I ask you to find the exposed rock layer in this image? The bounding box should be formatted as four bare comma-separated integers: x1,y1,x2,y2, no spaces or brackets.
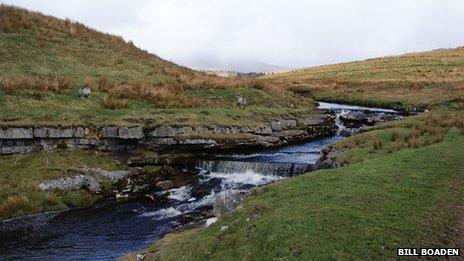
0,114,336,155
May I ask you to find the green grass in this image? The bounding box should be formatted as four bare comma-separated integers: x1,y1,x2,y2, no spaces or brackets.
0,87,313,127
0,150,121,219
268,47,464,110
0,20,172,85
142,130,464,260
327,113,455,166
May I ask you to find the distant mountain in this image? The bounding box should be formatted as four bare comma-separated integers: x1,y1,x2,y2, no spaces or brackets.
173,54,292,73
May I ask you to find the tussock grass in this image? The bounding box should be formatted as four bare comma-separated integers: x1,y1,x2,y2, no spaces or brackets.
421,110,464,130
1,76,70,94
391,128,399,141
105,80,201,108
0,195,38,218
328,116,450,166
97,76,117,92
101,97,128,110
83,76,97,90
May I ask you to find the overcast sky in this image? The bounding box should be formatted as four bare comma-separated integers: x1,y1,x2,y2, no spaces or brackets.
3,0,464,71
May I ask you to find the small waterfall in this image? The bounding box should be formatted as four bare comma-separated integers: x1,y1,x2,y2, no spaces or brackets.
335,108,349,134
185,159,312,177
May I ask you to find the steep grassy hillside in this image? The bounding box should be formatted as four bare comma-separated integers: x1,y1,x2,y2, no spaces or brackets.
0,5,314,126
268,47,464,110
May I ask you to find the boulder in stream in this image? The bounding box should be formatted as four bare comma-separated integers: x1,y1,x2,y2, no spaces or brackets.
213,190,246,216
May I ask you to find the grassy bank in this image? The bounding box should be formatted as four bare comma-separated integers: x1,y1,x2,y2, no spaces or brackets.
0,150,121,219
267,47,464,110
137,127,463,260
325,107,463,166
0,87,313,127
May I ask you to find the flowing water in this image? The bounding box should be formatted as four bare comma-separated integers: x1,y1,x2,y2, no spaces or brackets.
0,102,401,260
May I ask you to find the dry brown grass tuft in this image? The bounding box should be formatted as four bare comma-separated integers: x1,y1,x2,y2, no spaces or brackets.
44,193,59,206
421,112,464,130
1,76,70,94
84,76,97,90
0,5,30,33
250,79,288,97
402,124,445,148
391,128,399,141
373,136,384,149
0,195,38,218
97,76,116,91
105,80,203,108
0,15,13,33
102,97,128,110
406,135,419,148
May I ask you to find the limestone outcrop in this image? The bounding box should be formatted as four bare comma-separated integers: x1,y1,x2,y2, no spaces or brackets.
0,113,336,155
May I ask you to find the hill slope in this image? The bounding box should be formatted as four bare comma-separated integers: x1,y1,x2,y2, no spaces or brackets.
268,47,464,110
0,5,185,90
0,5,314,126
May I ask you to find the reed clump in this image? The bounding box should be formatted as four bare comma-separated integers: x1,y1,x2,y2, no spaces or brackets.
0,76,70,94
101,96,128,110
0,195,39,218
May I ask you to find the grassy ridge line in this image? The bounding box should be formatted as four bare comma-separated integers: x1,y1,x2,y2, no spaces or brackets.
133,129,463,260
267,47,464,110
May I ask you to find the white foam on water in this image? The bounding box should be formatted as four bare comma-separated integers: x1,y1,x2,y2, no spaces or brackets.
180,193,216,212
140,168,284,221
205,217,218,227
208,170,284,190
335,109,350,133
227,152,287,159
318,101,400,113
138,207,182,219
166,186,192,201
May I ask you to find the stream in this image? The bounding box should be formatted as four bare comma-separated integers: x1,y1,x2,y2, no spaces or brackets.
0,102,402,260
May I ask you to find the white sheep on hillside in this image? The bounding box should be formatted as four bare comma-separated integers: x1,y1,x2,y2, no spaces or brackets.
237,95,247,109
79,87,91,99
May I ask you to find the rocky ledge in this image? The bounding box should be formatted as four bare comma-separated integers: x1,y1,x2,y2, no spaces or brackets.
0,113,336,155
339,111,402,128
314,145,350,169
38,168,133,193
